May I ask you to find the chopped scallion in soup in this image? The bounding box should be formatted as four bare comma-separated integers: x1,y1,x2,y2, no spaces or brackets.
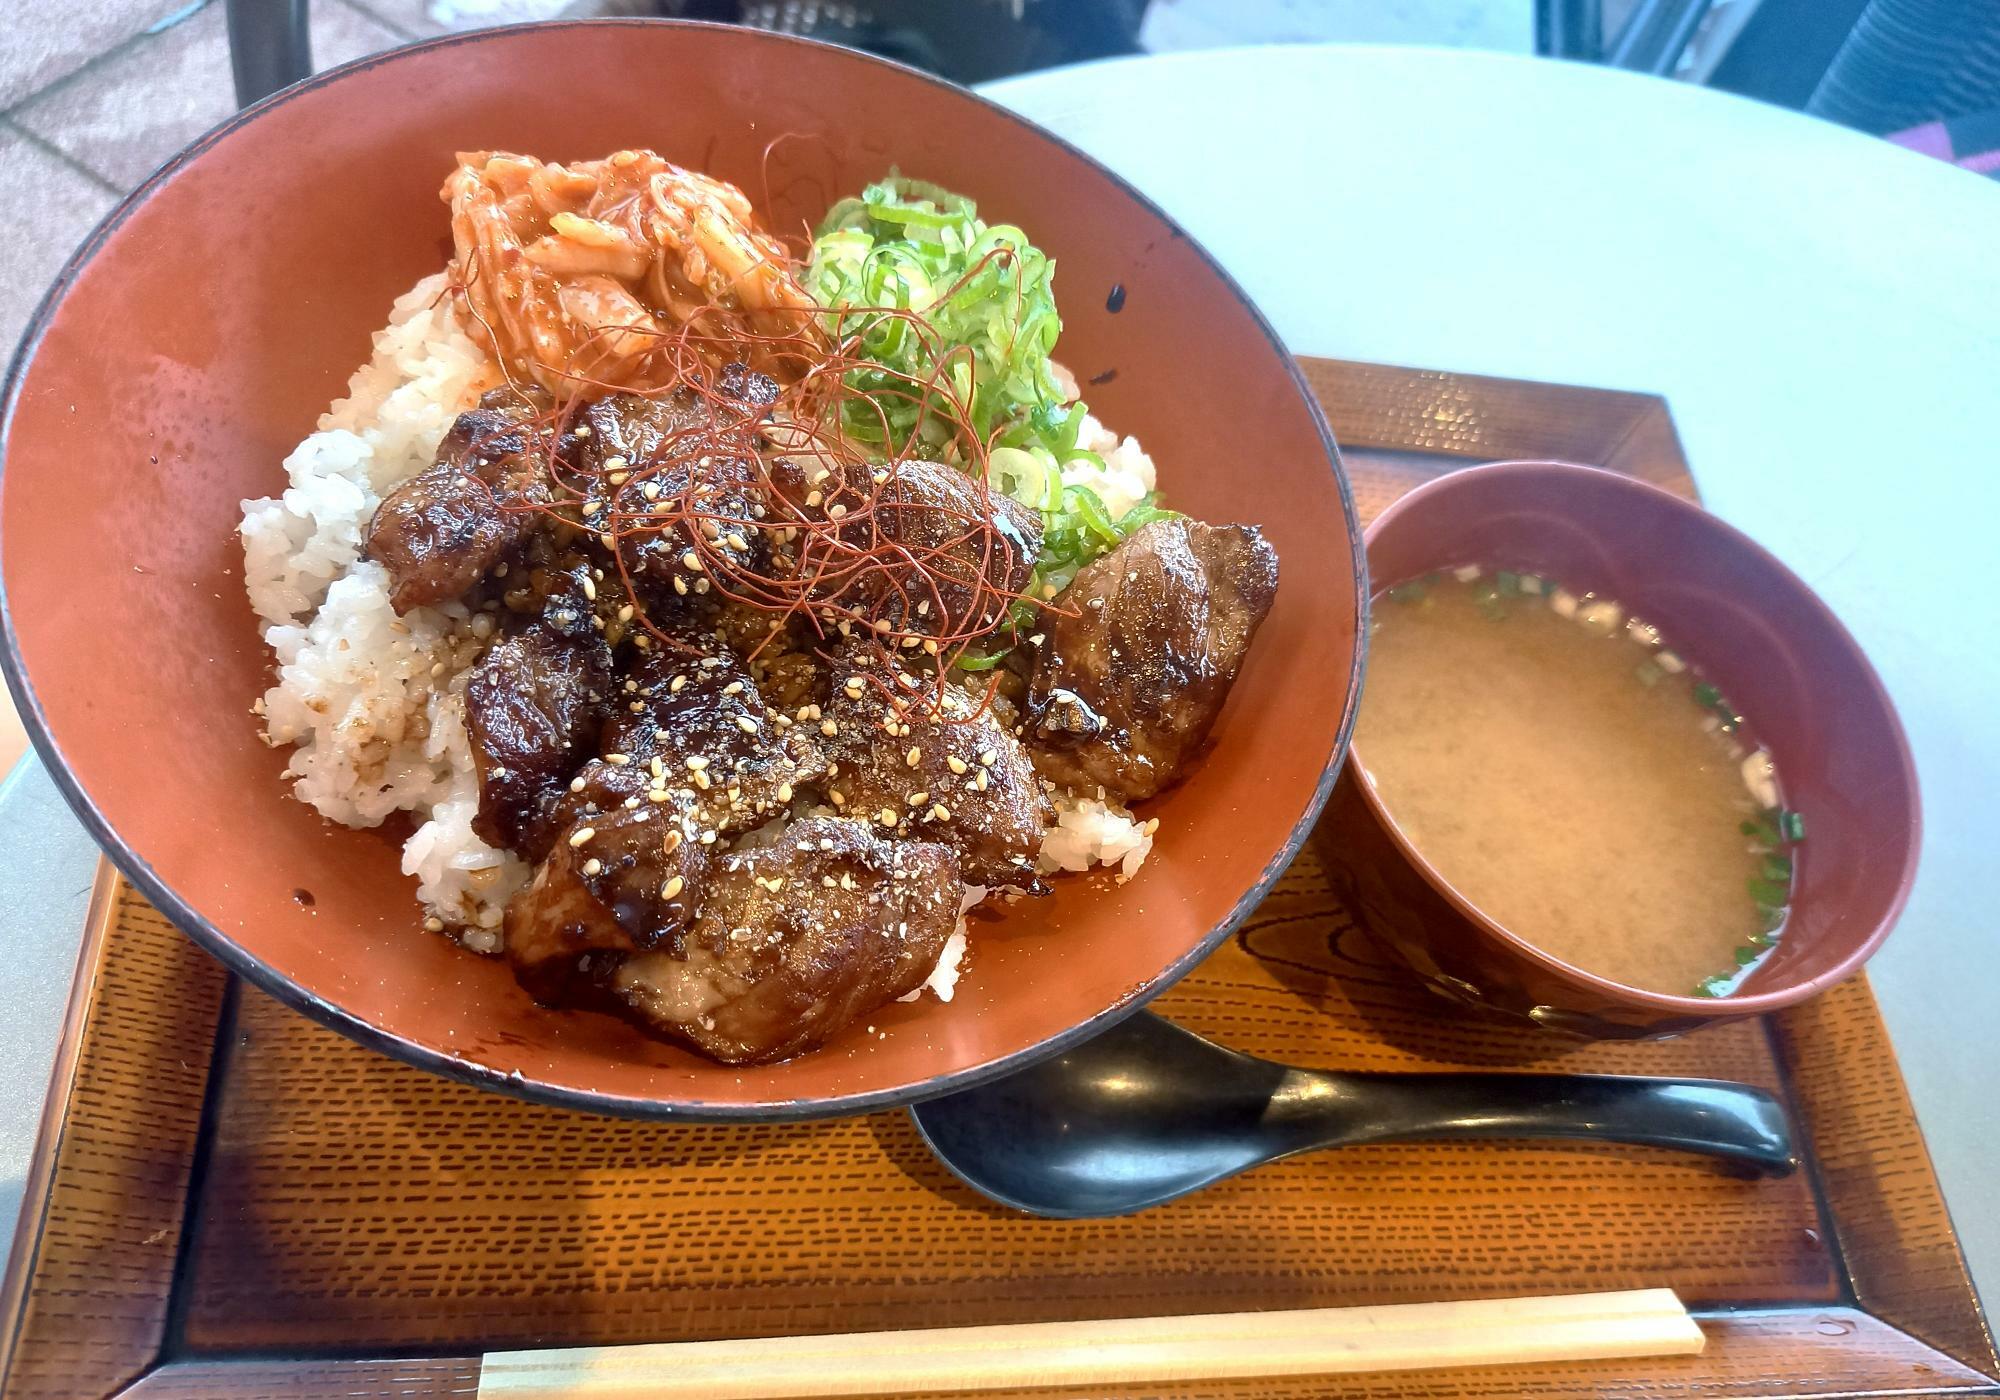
1355,567,1803,997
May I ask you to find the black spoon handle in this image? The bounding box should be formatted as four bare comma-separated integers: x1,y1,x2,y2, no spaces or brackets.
1271,1069,1800,1177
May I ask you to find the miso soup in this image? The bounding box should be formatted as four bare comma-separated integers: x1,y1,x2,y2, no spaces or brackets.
1354,568,1804,997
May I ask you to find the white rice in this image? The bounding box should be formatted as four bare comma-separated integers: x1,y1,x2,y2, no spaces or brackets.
241,275,520,936
1064,411,1158,523
1039,792,1157,882
242,282,1162,976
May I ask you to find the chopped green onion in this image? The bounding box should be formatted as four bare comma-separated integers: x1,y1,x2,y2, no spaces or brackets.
986,447,1055,512
1496,570,1521,594
1694,682,1722,707
1748,876,1791,905
1695,975,1733,997
1780,810,1807,841
1760,854,1793,881
1735,946,1762,966
1757,905,1787,933
1387,579,1431,604
953,650,1008,672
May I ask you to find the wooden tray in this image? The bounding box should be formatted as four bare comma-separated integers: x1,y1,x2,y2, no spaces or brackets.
4,359,1992,1400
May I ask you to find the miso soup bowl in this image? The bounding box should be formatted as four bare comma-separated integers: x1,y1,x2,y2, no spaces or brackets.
1315,460,1919,1039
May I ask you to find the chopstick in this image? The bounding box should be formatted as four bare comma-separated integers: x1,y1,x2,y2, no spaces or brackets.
476,1288,1701,1398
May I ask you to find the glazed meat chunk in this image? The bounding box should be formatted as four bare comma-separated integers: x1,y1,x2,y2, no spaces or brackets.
580,372,776,597
598,646,830,836
772,456,1041,639
823,642,1052,889
503,789,710,1004
1025,518,1278,801
463,621,613,859
612,816,961,1063
366,388,555,612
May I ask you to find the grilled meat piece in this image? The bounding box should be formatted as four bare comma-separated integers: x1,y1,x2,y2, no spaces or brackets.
612,816,961,1063
366,388,556,612
823,642,1051,889
503,788,710,1004
1025,518,1278,801
579,374,775,598
772,457,1040,640
594,646,831,837
464,622,614,860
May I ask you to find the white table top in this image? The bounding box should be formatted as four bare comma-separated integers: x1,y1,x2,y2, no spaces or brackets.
0,40,1993,1317
985,44,2000,1309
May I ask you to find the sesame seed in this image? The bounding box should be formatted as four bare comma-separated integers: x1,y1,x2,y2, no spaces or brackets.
605,753,630,766
663,829,683,852
682,550,703,572
844,677,864,697
778,782,793,802
805,489,824,508
979,750,997,766
662,875,684,900
607,470,629,486
908,790,929,806
906,746,923,767
901,635,921,649
821,719,839,737
698,829,717,845
569,827,596,847
811,467,831,484
947,755,968,774
879,807,900,826
695,578,710,594
1042,583,1058,599
604,455,628,470
871,468,888,485
582,858,603,876
650,757,664,778
735,715,758,734
828,503,848,519
424,916,444,933
693,771,711,790
931,803,951,821
722,680,744,695
643,481,661,500
599,532,617,550
923,639,939,655
574,423,591,437
570,776,586,792
670,675,688,692
617,604,634,622
624,796,640,809
976,769,990,791
829,789,846,806
726,532,749,551
685,755,709,770
649,790,671,803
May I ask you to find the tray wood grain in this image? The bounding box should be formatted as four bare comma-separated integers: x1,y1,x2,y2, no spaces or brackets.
2,359,1990,1400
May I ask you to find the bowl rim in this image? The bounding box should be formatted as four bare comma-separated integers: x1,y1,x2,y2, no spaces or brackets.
0,18,1367,1120
1349,457,1920,1017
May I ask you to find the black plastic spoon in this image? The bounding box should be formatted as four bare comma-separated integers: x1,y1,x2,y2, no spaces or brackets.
909,1012,1798,1217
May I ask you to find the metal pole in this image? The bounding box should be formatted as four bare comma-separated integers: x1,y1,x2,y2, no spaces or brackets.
227,0,313,109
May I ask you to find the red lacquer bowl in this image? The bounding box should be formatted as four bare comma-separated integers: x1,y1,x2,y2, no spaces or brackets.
0,22,1363,1117
1315,461,1918,1038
